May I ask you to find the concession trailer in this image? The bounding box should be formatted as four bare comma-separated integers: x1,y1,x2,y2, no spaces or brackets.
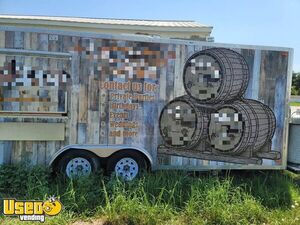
0,16,293,180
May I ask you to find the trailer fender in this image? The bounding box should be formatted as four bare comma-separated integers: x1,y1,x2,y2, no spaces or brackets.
49,144,153,170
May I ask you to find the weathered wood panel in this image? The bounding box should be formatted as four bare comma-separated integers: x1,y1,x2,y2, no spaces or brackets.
0,31,7,164
0,31,69,165
0,28,290,169
87,75,100,144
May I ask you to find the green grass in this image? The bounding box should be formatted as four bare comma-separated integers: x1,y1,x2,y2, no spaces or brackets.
0,165,300,225
289,101,300,106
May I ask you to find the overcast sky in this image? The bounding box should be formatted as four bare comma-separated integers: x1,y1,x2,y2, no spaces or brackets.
0,0,299,71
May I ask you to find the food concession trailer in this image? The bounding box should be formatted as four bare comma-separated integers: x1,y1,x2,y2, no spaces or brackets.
0,18,293,180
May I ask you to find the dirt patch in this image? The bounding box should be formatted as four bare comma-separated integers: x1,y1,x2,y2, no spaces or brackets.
71,218,107,225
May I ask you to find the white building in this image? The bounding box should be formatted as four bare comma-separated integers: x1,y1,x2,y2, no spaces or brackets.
0,15,213,41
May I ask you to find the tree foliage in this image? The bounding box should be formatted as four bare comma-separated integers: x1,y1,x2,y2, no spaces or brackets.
291,72,300,95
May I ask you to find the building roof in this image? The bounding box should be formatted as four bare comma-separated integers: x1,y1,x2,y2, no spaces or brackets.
0,15,211,28
0,14,213,40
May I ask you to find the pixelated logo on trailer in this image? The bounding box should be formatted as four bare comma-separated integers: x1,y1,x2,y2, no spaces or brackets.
2,196,62,222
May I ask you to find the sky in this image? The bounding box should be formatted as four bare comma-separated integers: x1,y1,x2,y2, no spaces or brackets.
0,0,299,71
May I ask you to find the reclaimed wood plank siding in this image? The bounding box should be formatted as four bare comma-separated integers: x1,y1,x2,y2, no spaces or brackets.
0,31,7,164
0,29,289,169
0,31,69,165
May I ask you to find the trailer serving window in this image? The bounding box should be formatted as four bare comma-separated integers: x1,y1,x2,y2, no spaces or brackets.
0,48,71,114
0,48,71,142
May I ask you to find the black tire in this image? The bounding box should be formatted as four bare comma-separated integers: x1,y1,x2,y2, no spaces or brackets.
54,150,100,178
106,150,148,181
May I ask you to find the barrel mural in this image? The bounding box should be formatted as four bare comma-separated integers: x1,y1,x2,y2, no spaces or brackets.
158,47,280,165
159,96,210,149
183,48,249,104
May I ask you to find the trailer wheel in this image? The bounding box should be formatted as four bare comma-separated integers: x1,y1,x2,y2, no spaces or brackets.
55,150,100,178
107,150,147,181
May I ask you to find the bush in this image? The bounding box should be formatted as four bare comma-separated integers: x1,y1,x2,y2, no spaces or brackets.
0,164,51,199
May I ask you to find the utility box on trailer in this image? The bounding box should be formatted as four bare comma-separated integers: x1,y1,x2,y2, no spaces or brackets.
0,17,293,179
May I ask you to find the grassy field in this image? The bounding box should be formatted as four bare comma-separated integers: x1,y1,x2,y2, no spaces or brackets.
0,165,300,225
289,102,300,106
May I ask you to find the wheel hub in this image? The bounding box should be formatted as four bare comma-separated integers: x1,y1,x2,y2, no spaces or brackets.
115,157,139,181
66,157,92,178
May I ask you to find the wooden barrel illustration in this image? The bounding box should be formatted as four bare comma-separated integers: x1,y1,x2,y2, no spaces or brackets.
208,99,276,155
183,48,249,104
159,96,209,149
